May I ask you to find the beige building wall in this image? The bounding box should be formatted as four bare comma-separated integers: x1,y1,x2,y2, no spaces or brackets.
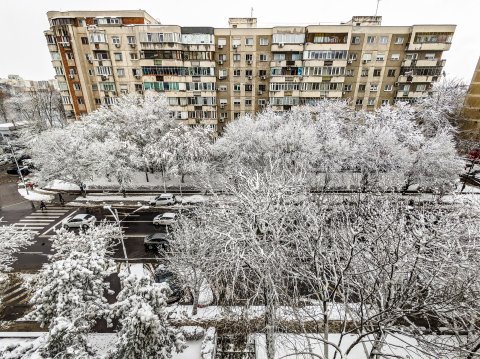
462,57,480,139
45,11,455,133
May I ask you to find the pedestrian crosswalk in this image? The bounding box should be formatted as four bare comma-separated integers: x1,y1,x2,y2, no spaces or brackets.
12,206,73,236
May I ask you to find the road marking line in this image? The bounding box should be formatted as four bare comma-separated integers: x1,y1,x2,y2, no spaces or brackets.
20,219,55,222
13,226,45,229
1,200,28,208
124,234,151,238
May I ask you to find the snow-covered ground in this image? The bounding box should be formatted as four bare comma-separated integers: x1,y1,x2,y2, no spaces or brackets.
253,333,451,359
17,188,54,202
0,333,202,358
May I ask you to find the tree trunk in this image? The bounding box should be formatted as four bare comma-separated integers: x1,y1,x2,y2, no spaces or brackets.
191,286,200,316
323,300,329,359
122,188,126,198
162,168,167,194
144,167,149,182
80,184,86,198
264,285,276,359
181,172,185,184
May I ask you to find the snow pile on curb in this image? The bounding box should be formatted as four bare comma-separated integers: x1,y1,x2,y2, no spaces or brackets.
17,188,54,202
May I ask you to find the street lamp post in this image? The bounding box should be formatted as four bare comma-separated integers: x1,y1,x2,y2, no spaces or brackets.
7,139,29,195
103,204,148,275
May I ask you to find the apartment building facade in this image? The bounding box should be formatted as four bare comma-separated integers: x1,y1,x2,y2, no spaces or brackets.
462,57,480,139
45,10,455,132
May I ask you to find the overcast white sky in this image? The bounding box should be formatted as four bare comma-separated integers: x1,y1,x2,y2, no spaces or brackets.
0,0,478,82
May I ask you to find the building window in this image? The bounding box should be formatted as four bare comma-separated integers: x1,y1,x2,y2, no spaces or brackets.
351,36,361,44
273,53,285,61
130,53,138,60
92,84,98,91
245,37,254,45
384,84,393,91
367,36,375,44
260,38,269,45
112,36,120,45
78,97,85,105
259,69,267,77
381,99,389,105
58,82,68,91
387,69,396,77
218,54,227,61
127,36,136,44
373,69,381,77
117,68,125,77
234,112,241,119
245,84,253,92
259,84,266,91
233,83,241,91
361,69,368,77
218,38,226,46
234,69,241,76
343,84,352,92
62,96,71,104
233,99,241,106
50,52,61,61
356,98,363,105
348,53,357,61
376,53,385,61
368,98,375,106
73,83,81,91
416,84,427,91
81,37,89,44
95,98,102,105
245,54,253,61
258,99,266,105
245,99,252,106
425,53,435,60
233,54,241,62
245,69,253,77
114,53,123,61
394,36,404,44
379,36,388,44
259,54,268,61
346,69,354,77
362,53,372,62
390,53,400,61
370,84,378,91
54,67,64,75
359,84,366,91
65,52,74,60
88,69,94,76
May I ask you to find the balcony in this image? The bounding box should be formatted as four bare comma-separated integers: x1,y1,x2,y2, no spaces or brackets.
398,75,437,83
407,42,452,51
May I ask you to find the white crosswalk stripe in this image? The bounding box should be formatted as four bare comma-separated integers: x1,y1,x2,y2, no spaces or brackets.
11,208,74,236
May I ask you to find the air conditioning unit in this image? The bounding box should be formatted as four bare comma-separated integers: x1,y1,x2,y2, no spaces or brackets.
394,82,399,86
258,90,263,95
279,43,284,48
299,76,303,80
232,44,238,49
135,74,141,79
115,43,121,48
88,59,93,64
342,91,346,95
220,104,225,108
101,75,108,81
248,76,253,80
129,43,136,48
69,74,75,79
218,44,224,49
247,60,252,65
261,76,266,80
347,60,353,64
362,60,368,64
218,60,224,65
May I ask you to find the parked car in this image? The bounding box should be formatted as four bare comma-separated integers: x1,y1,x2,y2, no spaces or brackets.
144,233,170,251
62,214,96,230
149,193,176,206
153,212,177,226
155,268,183,304
6,166,29,176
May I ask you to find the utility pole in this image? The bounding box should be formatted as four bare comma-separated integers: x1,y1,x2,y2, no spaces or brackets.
250,7,254,18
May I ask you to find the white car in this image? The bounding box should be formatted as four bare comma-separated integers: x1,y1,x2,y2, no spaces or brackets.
153,213,177,226
149,193,176,206
63,214,96,229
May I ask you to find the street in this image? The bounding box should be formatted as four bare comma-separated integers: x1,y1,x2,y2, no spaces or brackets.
0,178,183,325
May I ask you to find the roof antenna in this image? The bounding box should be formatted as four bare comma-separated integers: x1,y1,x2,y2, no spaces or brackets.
250,7,254,18
375,0,382,16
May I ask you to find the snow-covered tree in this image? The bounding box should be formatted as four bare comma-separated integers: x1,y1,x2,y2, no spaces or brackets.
108,273,186,359
82,91,177,182
30,123,104,196
26,225,117,327
0,222,34,273
101,138,140,197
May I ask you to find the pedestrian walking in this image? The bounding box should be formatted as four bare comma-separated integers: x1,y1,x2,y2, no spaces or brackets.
58,193,65,206
39,201,46,213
